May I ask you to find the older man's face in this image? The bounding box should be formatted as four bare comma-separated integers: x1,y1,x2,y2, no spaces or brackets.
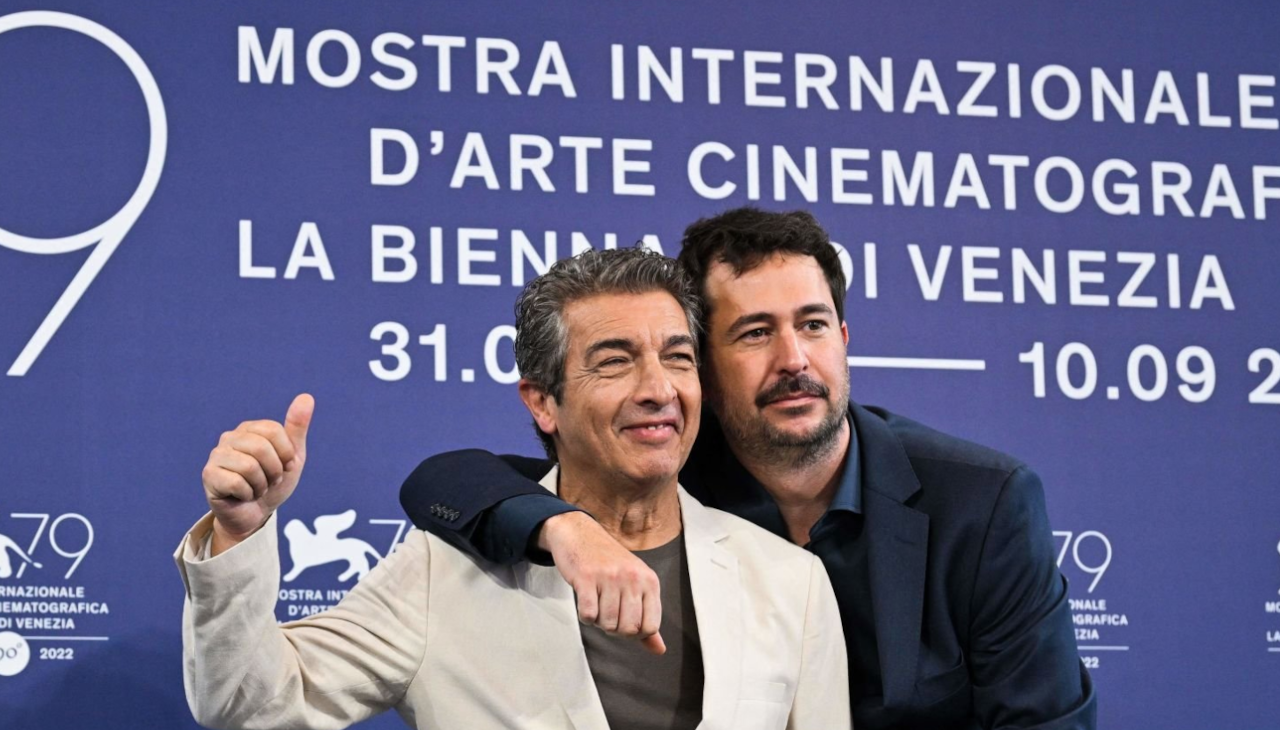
540,291,701,489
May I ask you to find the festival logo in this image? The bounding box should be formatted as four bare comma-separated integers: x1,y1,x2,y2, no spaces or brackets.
0,512,107,676
0,531,43,579
1056,529,1129,670
276,510,409,620
282,510,383,583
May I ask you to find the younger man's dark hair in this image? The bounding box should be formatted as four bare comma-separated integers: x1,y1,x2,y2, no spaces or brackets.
676,207,847,327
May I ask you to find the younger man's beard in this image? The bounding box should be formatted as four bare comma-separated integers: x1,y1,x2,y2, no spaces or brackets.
714,372,848,469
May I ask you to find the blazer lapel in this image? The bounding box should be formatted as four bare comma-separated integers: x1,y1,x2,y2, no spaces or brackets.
678,487,743,728
513,562,611,730
851,404,930,710
510,467,611,730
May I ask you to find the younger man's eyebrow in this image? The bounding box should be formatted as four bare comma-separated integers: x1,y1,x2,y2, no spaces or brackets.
796,303,835,318
725,312,776,337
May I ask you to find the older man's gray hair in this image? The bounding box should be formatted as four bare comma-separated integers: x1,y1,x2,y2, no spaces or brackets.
514,246,701,460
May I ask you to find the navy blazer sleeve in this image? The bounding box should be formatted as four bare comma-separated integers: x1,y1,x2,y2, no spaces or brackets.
398,449,578,565
969,466,1097,729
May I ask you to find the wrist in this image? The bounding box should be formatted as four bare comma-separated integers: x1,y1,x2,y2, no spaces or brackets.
210,513,270,557
536,510,595,552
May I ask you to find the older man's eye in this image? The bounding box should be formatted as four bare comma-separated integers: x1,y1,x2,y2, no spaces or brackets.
741,328,768,341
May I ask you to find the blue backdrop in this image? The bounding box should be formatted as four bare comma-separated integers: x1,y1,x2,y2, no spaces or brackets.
1,2,1278,728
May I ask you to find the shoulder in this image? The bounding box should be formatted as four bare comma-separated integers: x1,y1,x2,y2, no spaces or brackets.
386,528,490,579
864,404,1025,474
859,404,1034,496
411,529,524,594
855,404,1047,533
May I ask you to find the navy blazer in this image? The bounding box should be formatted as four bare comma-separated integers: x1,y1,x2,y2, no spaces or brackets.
401,403,1096,730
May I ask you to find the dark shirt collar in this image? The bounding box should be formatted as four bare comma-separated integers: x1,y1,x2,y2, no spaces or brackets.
828,414,862,516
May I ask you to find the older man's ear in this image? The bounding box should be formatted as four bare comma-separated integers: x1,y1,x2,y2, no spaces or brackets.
518,379,559,439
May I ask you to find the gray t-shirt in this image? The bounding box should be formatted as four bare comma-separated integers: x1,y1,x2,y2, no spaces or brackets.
580,533,704,730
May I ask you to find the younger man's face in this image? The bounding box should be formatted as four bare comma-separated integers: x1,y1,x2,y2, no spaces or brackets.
701,253,850,462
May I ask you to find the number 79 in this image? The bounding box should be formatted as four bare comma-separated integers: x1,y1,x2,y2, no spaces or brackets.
10,513,94,579
1053,530,1112,593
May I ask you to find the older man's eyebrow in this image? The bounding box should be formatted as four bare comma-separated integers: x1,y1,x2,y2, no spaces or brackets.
664,334,697,351
584,338,637,361
725,312,776,337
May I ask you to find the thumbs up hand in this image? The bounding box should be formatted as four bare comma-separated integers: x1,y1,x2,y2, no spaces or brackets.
201,393,314,555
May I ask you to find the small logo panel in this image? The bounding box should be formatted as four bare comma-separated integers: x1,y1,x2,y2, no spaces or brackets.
0,631,31,676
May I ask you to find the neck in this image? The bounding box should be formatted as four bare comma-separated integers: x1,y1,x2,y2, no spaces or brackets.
556,468,682,551
731,418,850,546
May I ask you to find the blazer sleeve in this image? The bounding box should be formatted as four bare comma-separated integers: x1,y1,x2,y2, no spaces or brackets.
788,555,852,730
399,449,578,565
174,512,429,730
968,466,1098,730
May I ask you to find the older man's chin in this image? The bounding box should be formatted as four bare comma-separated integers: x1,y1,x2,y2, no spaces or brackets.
616,454,688,486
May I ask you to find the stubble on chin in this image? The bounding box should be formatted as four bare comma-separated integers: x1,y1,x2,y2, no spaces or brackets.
718,397,846,469
712,370,849,469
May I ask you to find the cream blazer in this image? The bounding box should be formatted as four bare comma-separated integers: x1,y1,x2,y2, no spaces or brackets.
175,472,850,730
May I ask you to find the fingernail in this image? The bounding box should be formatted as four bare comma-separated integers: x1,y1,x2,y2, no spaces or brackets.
284,459,296,471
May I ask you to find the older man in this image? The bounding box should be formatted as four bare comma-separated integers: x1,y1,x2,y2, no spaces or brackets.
175,247,849,730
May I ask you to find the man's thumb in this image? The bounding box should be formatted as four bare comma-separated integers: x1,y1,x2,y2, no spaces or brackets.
284,393,315,457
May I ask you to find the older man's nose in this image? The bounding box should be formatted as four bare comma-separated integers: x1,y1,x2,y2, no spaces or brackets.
633,357,678,407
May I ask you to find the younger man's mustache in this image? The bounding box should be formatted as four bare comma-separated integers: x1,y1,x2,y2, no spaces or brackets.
756,374,829,408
